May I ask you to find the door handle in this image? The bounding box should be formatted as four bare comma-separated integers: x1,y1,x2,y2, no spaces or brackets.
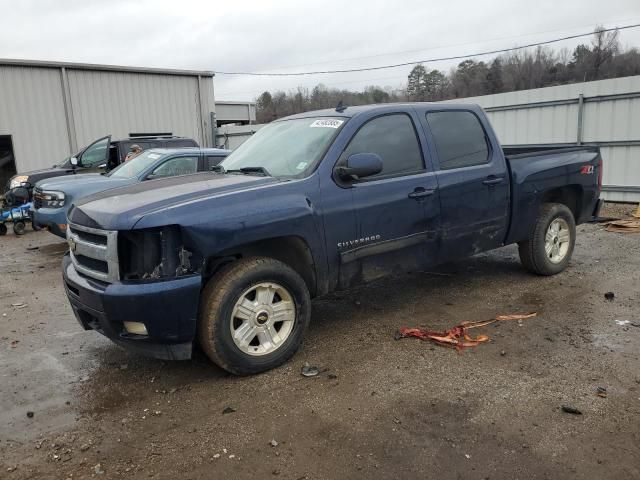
408,188,435,199
483,176,504,186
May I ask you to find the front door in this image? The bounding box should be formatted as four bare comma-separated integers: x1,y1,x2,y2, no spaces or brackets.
336,112,440,285
78,136,111,173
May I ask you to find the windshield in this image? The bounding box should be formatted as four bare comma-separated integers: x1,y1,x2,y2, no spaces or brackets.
220,117,346,178
107,151,165,179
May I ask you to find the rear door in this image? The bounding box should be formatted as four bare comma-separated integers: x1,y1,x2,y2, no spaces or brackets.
424,109,509,261
336,110,441,283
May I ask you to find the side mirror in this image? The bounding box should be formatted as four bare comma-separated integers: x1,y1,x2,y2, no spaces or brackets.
70,157,78,167
337,153,383,181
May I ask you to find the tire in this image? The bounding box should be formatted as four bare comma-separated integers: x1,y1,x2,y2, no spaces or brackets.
198,257,311,375
518,203,576,276
0,224,6,236
13,221,26,236
32,223,43,231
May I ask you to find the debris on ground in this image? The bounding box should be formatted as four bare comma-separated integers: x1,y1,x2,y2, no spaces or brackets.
395,312,537,351
633,203,640,219
613,319,639,328
222,406,236,414
327,373,338,379
605,219,640,233
604,292,615,301
25,246,39,251
26,411,34,418
269,439,279,447
301,362,320,377
10,340,19,348
596,387,607,398
561,405,582,415
93,463,105,475
11,303,27,309
590,216,620,223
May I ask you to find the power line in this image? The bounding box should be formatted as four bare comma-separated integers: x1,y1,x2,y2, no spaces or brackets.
215,23,640,77
230,16,640,73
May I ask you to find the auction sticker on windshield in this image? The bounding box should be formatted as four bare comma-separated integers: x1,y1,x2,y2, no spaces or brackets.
310,119,344,128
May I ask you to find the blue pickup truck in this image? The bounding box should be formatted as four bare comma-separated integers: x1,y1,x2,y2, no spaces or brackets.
33,147,230,237
62,103,602,375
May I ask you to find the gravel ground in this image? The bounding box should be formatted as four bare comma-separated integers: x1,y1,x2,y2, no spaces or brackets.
1,203,639,480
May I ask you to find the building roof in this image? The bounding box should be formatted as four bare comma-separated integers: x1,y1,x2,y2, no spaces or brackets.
0,58,214,77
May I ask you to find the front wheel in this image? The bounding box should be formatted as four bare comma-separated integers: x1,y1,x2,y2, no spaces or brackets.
13,221,26,236
518,203,576,275
198,257,311,375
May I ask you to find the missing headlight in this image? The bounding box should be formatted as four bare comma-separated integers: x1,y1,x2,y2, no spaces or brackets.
118,226,194,280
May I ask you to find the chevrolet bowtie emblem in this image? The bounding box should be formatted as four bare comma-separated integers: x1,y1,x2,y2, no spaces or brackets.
67,237,77,253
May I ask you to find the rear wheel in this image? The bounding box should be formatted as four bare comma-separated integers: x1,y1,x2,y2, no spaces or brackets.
198,257,311,375
518,203,575,275
13,221,26,236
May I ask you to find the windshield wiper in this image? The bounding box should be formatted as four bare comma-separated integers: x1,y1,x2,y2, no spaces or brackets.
223,166,272,177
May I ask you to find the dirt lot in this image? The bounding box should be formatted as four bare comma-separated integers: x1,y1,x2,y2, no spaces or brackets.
1,203,639,480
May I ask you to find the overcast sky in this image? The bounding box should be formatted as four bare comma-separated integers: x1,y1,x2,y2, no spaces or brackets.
1,0,640,101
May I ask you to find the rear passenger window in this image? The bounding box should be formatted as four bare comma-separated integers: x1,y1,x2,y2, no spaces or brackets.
206,156,225,170
426,111,490,170
341,114,424,179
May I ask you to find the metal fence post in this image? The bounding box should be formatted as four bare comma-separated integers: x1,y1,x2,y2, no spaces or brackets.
577,93,585,145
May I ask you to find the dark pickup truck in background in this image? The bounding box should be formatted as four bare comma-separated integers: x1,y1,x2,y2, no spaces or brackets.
62,103,602,375
6,135,198,193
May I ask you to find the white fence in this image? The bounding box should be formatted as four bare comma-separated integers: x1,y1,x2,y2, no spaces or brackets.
216,75,640,202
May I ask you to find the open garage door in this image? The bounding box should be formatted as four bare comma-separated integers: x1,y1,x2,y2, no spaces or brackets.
0,136,17,191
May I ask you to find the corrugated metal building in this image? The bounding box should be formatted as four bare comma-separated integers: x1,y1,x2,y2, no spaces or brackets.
0,59,216,186
445,75,640,202
215,101,256,126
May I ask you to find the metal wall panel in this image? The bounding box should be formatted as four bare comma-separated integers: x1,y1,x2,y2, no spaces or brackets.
0,61,216,174
215,102,257,123
67,70,204,148
0,66,70,171
215,124,264,150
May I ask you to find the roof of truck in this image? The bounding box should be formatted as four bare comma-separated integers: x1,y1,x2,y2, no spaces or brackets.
278,102,481,121
141,147,231,155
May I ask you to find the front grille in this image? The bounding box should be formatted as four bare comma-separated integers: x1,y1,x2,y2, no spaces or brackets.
67,223,119,283
33,187,43,209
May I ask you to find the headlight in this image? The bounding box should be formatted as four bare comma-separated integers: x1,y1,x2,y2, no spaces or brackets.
39,190,66,208
9,175,29,189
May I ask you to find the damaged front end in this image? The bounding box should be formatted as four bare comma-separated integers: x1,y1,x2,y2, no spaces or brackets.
118,225,200,281
63,223,204,360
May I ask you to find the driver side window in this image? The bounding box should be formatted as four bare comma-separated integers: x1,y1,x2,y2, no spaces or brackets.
80,138,109,167
340,114,425,180
150,156,198,178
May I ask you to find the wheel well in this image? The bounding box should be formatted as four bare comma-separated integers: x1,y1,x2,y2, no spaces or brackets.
203,236,317,297
540,185,583,220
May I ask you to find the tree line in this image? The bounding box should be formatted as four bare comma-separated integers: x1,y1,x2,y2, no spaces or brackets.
255,27,640,123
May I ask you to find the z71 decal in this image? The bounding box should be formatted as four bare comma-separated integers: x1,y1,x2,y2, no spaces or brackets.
580,165,594,175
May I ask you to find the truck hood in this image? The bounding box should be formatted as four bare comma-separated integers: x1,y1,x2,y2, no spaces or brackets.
71,172,280,230
18,166,74,185
36,173,105,190
38,174,134,202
